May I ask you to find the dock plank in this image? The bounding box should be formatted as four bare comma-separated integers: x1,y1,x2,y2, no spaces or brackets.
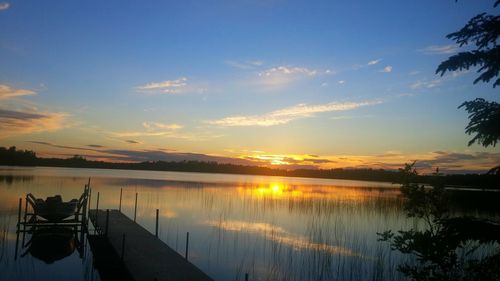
89,210,213,281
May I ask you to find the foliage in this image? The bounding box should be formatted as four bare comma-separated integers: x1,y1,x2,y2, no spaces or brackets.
435,8,499,86
459,98,500,147
378,163,500,281
435,1,500,148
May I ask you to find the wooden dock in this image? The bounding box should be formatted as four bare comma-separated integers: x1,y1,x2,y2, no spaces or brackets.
89,209,213,281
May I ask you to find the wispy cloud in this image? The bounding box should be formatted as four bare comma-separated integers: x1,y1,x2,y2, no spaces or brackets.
256,65,333,87
244,154,335,166
0,2,9,11
137,77,187,94
113,121,183,137
329,114,374,121
0,84,36,100
87,144,104,148
323,151,500,174
410,78,442,89
379,66,392,73
225,60,264,69
112,122,220,141
206,100,381,127
142,121,183,130
367,59,381,65
28,141,98,152
0,109,66,138
258,66,326,77
337,80,346,84
113,131,175,138
419,44,459,55
410,70,467,90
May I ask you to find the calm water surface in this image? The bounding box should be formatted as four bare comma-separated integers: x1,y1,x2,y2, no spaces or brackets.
0,166,497,281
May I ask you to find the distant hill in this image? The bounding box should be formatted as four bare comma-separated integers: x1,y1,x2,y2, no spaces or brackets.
0,146,498,189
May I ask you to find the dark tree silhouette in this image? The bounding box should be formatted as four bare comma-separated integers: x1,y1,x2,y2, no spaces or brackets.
436,1,500,147
378,163,500,281
459,98,500,147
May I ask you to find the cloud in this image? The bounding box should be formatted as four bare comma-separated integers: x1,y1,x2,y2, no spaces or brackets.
112,121,186,138
225,60,264,69
379,66,392,73
245,154,335,166
0,84,36,100
410,78,442,89
256,65,334,87
367,59,381,65
415,151,500,173
137,77,187,94
28,141,98,152
0,2,9,11
98,149,262,165
87,144,104,148
258,66,322,77
0,109,66,138
206,100,381,127
329,114,374,121
419,44,459,55
25,141,261,164
125,140,141,144
337,80,345,84
330,151,500,174
142,121,183,130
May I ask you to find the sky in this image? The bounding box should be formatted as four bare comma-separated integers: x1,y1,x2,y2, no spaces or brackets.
0,0,499,173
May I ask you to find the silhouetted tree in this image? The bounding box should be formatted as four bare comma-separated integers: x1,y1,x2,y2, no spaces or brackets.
378,163,500,281
436,1,500,147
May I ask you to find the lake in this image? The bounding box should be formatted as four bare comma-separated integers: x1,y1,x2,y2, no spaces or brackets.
0,166,498,281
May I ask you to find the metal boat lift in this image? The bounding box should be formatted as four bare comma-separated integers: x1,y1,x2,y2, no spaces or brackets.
14,179,91,262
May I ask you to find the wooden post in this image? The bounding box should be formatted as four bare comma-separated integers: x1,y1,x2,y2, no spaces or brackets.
245,273,249,281
121,234,126,260
105,209,110,236
23,196,28,223
185,232,189,260
87,187,92,213
134,192,138,222
96,192,100,210
155,209,159,237
16,198,22,227
95,192,100,227
119,188,123,212
82,185,88,226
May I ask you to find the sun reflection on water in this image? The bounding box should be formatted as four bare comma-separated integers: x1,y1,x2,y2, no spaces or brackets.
237,182,398,202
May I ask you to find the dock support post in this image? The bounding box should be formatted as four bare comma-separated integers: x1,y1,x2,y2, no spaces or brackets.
119,188,123,212
23,197,28,223
16,198,22,227
185,231,189,260
245,273,249,281
134,192,138,222
96,192,100,210
155,209,159,237
121,234,126,260
105,209,109,236
87,188,92,215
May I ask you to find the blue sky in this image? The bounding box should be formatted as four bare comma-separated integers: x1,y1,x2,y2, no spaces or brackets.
0,0,498,173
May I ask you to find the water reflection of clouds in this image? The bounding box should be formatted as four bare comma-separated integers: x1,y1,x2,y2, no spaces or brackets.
97,177,220,189
204,220,359,257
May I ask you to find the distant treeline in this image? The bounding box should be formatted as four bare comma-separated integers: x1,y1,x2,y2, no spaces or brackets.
1,146,498,189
